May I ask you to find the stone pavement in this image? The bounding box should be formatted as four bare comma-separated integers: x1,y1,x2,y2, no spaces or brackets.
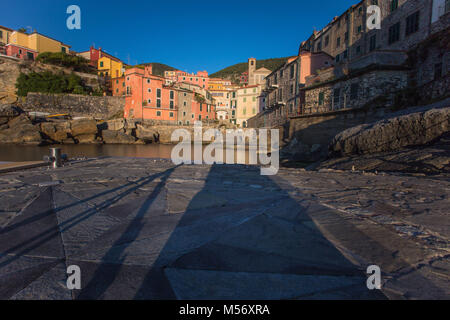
0,158,448,300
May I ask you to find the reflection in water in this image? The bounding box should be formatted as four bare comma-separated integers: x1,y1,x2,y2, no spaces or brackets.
0,144,175,162
0,144,254,163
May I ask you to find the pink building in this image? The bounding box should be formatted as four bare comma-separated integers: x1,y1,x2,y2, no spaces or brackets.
124,65,179,122
6,44,38,60
176,70,209,89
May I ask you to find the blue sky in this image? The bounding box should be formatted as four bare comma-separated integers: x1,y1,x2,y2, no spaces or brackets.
1,0,357,73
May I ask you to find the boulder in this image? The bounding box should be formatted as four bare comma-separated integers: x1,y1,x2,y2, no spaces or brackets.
329,107,450,157
101,130,136,144
0,104,22,119
70,118,98,137
0,123,42,144
8,113,32,127
75,134,97,144
105,119,125,131
40,122,70,142
136,124,159,143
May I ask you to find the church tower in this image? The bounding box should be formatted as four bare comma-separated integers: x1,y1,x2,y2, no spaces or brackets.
248,58,256,85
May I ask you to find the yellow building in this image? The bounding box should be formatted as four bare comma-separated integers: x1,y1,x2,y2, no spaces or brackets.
9,31,70,54
0,25,12,45
208,78,232,91
98,56,124,78
235,85,261,127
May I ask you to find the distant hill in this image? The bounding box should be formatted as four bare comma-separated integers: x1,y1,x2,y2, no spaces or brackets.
210,57,290,83
128,62,178,77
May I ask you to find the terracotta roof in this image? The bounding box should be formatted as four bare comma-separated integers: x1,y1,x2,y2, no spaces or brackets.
0,25,13,31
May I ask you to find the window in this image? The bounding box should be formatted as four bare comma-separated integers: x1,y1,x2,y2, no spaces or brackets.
369,35,376,51
148,99,151,104
198,115,202,120
290,64,295,79
325,36,329,47
389,22,401,44
183,101,187,106
183,111,186,116
170,90,174,99
345,32,349,41
434,63,443,80
157,99,161,108
357,25,362,34
147,79,150,84
336,37,341,48
406,11,420,36
446,0,450,13
318,92,324,105
62,47,66,53
192,114,194,119
253,88,257,93
333,88,340,105
243,108,246,115
170,101,174,109
116,80,119,84
350,83,359,100
200,104,203,112
156,111,161,117
100,61,104,67
0,31,2,39
252,97,256,102
391,0,398,12
243,98,247,102
336,54,340,63
169,112,174,118
157,88,161,98
148,89,151,93
343,49,348,59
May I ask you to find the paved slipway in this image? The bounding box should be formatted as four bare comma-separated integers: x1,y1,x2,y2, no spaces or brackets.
0,158,448,300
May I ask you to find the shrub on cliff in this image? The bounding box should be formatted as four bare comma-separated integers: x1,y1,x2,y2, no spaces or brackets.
36,52,95,74
16,71,90,96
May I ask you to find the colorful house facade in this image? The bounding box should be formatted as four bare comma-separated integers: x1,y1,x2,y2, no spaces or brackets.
5,44,38,60
177,70,209,89
123,65,178,122
9,30,70,54
0,25,12,45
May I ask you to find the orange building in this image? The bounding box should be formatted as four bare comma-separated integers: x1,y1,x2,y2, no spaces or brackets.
124,65,178,122
123,65,216,123
111,77,126,96
176,70,209,89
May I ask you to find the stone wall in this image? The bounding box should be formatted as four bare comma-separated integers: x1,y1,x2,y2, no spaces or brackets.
302,68,408,114
23,92,125,119
0,55,105,105
281,107,389,162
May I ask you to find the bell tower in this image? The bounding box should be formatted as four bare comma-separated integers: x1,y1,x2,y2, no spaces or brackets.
248,58,256,85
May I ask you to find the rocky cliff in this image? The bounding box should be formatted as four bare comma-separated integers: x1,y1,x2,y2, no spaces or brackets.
0,104,237,146
0,56,104,104
314,99,450,174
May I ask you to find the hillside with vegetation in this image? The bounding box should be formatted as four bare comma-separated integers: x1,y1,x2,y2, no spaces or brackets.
126,62,178,77
210,57,290,83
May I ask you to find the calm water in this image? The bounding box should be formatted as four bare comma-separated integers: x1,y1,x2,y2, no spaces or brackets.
0,144,176,162
0,144,255,163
